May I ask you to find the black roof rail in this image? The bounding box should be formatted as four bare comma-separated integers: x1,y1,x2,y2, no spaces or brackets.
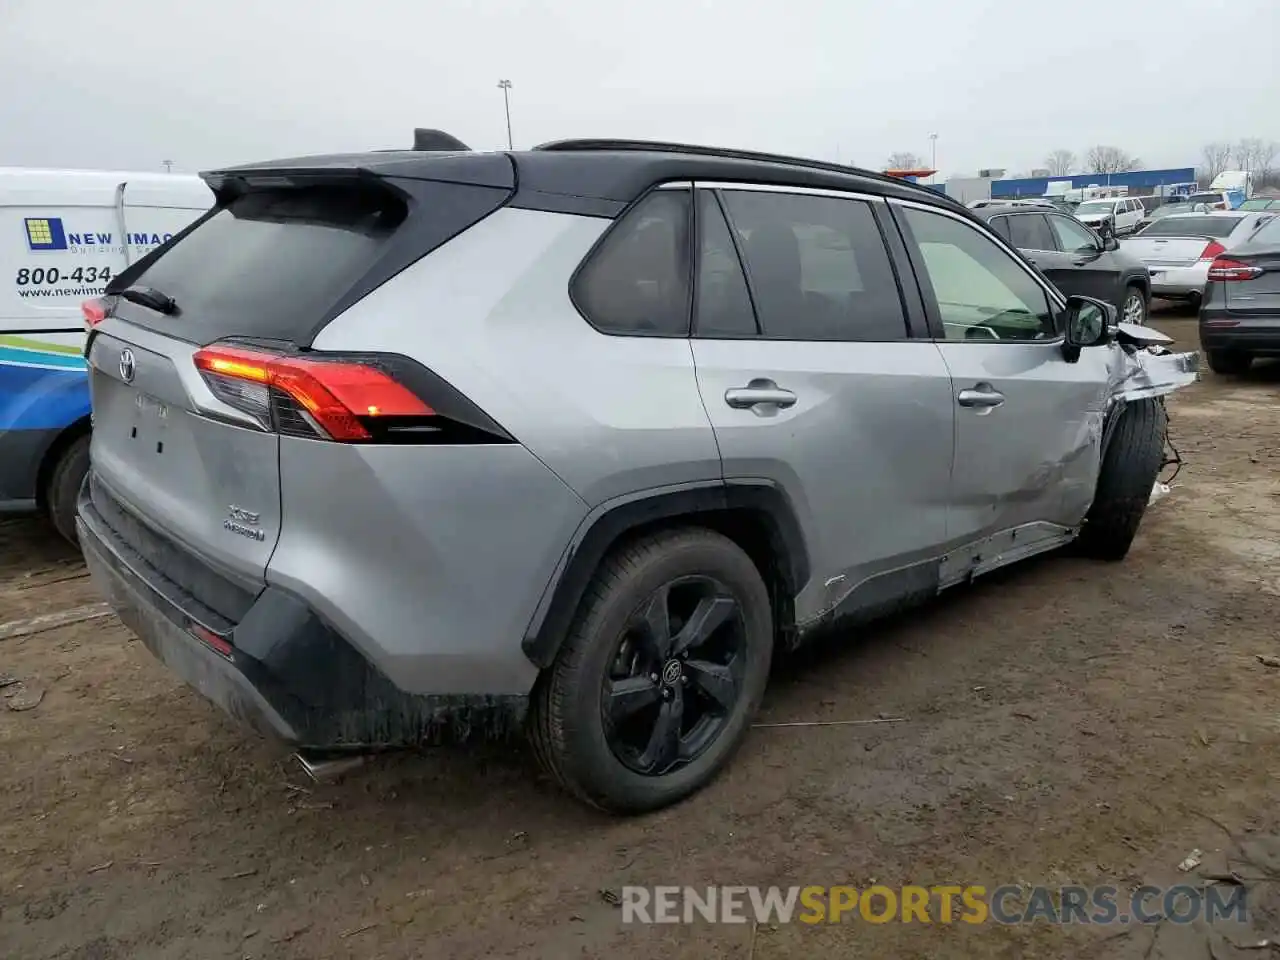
533,138,961,207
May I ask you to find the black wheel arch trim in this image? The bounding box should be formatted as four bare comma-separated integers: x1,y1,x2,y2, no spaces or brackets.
521,481,811,669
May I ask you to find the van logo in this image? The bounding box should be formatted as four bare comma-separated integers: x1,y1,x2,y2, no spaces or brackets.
24,217,68,251
118,348,136,383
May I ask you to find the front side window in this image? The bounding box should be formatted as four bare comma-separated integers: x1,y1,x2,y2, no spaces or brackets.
1005,214,1056,251
719,190,908,341
573,189,692,336
1049,215,1100,253
899,206,1055,343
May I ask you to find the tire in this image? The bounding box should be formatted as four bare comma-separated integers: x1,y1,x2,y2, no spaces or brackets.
528,528,773,814
45,434,90,546
1077,400,1167,561
1120,285,1147,325
1206,349,1251,376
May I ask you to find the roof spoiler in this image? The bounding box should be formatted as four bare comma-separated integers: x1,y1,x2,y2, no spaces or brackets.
413,129,471,152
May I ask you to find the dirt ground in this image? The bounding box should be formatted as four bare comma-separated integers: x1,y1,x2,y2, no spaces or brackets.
3,308,1279,960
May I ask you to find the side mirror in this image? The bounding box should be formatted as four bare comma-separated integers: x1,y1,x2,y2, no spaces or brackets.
1061,295,1116,363
1102,233,1121,251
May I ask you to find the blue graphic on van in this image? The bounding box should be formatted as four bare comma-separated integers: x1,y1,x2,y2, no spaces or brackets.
24,217,69,251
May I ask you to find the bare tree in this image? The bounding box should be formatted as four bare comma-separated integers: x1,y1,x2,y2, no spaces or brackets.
1084,145,1140,175
1233,138,1278,176
1045,149,1076,176
1201,142,1233,182
886,151,922,170
1256,141,1279,186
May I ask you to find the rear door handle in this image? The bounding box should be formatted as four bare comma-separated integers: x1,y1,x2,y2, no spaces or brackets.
957,385,1006,408
725,382,797,409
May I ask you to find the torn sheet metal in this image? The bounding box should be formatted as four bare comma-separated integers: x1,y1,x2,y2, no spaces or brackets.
1107,344,1199,403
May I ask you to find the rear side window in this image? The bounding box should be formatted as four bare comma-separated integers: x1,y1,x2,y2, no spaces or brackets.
1140,216,1243,238
573,190,691,336
1006,214,1055,251
719,190,907,341
988,216,1012,242
694,192,757,337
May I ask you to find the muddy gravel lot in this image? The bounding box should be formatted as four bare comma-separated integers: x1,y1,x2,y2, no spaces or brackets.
3,311,1279,960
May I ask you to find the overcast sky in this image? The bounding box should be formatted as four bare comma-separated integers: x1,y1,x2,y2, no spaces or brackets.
2,0,1277,178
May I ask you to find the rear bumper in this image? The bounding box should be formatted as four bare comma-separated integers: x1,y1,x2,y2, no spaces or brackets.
1199,310,1280,355
78,481,528,748
1149,264,1209,299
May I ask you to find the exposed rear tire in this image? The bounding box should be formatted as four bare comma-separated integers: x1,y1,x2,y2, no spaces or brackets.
528,528,773,814
1077,400,1167,561
45,434,90,547
1206,349,1252,376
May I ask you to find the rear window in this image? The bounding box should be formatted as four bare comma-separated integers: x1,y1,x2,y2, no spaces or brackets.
117,180,508,345
1249,217,1280,244
1187,193,1223,206
1139,216,1243,238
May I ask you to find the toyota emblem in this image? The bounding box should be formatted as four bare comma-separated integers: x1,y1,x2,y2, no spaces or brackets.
118,348,136,383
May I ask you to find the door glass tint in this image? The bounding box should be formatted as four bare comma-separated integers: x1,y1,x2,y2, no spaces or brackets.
1006,214,1055,251
573,189,692,336
1049,216,1099,253
695,192,757,337
989,216,1012,242
720,190,907,341
901,206,1055,342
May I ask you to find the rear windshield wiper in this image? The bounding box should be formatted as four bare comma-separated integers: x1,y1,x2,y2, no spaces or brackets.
117,285,177,315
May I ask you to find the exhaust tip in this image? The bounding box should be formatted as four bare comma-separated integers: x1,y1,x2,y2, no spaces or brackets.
294,750,366,783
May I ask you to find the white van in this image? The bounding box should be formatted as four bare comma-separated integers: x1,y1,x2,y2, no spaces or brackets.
0,168,212,541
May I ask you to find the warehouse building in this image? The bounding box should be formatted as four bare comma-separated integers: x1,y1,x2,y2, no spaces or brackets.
992,167,1197,199
942,167,1197,204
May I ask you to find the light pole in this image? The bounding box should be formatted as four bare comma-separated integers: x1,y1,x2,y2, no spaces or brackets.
929,133,938,182
497,79,513,150
162,159,173,174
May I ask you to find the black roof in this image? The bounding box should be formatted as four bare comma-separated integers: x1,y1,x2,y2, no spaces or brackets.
203,137,963,218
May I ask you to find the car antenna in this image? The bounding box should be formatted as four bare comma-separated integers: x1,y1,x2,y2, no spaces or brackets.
412,129,471,151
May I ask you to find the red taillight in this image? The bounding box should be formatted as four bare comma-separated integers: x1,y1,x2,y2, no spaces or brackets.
1206,257,1263,282
82,298,107,328
189,623,233,658
1198,240,1227,262
193,345,433,442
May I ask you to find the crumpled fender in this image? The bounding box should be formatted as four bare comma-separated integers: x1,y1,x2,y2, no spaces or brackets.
1107,344,1200,403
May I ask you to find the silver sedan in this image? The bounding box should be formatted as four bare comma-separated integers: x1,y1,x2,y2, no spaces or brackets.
1120,211,1278,305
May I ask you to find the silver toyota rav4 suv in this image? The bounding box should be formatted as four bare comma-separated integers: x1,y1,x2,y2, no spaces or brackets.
78,137,1197,814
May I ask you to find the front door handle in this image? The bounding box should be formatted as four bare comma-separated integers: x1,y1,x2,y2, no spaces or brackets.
957,385,1006,408
725,381,797,409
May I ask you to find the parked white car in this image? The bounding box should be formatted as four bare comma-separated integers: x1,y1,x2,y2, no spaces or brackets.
1074,197,1146,236
1120,210,1277,306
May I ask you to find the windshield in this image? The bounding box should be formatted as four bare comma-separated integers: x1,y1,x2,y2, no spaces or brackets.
1239,199,1276,210
1138,216,1244,238
1075,201,1115,214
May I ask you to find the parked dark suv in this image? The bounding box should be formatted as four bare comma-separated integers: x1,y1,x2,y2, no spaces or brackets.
973,205,1151,325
